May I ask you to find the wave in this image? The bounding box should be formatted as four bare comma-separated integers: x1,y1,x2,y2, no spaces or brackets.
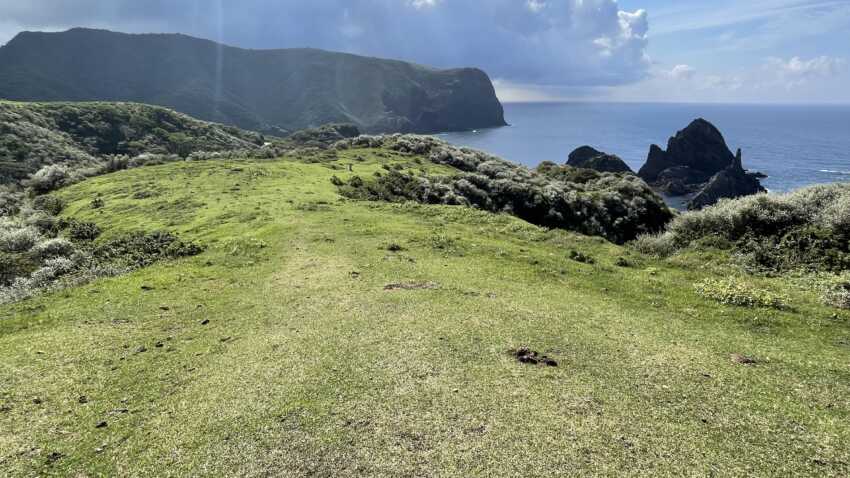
819,169,850,175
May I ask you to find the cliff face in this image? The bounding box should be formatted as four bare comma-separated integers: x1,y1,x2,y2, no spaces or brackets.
638,119,765,208
0,28,507,135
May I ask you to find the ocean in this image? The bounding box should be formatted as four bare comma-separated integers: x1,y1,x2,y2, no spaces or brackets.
440,102,850,194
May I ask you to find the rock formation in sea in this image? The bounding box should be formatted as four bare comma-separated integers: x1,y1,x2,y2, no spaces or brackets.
688,149,767,209
567,146,634,173
638,118,765,208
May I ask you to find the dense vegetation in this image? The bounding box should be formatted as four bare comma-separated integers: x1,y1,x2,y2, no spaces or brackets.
634,184,850,273
0,28,506,134
0,101,265,183
336,135,673,244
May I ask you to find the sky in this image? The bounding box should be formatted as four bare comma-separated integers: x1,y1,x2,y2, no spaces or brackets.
0,0,848,104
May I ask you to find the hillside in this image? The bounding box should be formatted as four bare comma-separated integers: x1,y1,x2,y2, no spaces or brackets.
0,28,507,135
0,101,265,183
1,138,849,475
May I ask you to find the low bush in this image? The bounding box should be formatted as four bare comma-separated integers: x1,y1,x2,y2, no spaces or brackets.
32,238,76,259
67,221,102,241
94,231,204,268
31,195,65,215
821,276,850,309
634,183,850,272
0,229,203,304
24,165,72,194
0,225,42,253
335,136,673,244
694,278,789,309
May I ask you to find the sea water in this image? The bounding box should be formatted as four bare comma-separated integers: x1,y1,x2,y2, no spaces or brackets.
440,102,850,194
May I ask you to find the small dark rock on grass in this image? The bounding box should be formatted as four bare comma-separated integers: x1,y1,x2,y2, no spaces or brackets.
569,250,595,264
386,243,405,252
512,347,558,367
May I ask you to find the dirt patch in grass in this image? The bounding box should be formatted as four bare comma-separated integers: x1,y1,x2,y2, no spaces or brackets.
731,353,758,365
384,281,440,291
511,347,558,367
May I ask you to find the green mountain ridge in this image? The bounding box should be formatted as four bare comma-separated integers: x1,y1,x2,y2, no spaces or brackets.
0,28,507,135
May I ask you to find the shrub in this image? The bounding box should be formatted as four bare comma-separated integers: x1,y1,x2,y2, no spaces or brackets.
654,183,850,272
0,226,42,253
334,138,674,244
90,197,105,209
694,278,789,309
0,252,39,286
0,190,23,216
631,232,677,257
25,165,72,194
33,238,76,259
31,195,66,216
27,256,77,288
821,277,850,309
68,221,102,241
94,231,204,268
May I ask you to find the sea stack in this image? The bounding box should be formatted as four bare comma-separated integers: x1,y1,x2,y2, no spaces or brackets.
638,119,765,208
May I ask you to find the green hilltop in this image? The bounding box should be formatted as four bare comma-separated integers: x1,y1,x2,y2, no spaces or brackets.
0,102,849,476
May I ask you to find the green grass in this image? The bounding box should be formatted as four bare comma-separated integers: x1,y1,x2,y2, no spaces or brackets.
1,149,849,476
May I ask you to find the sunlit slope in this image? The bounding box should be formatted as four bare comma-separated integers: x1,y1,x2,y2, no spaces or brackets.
1,149,848,477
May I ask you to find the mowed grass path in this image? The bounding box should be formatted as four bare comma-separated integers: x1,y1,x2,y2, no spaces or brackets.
1,150,849,476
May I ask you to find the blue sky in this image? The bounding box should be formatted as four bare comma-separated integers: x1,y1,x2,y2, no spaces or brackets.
0,0,848,103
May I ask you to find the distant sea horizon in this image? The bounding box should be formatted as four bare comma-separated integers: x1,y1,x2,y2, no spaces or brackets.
440,102,850,195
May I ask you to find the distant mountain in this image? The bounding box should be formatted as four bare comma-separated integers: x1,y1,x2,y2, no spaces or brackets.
0,28,507,135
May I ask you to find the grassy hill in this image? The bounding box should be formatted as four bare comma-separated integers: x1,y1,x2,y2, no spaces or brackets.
0,100,265,183
1,145,848,476
0,28,507,134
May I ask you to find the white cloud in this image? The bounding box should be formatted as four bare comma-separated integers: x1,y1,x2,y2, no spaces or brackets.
409,0,440,9
767,55,846,78
526,1,547,13
669,64,696,80
0,0,652,88
596,54,849,103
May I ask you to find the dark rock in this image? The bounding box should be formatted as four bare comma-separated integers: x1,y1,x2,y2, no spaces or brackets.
512,347,559,367
46,451,64,463
78,396,88,404
95,421,108,429
568,146,604,165
639,120,765,206
200,319,210,325
639,119,736,183
688,150,766,209
567,146,634,173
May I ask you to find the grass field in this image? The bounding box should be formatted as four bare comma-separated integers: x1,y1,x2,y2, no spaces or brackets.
1,148,849,476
